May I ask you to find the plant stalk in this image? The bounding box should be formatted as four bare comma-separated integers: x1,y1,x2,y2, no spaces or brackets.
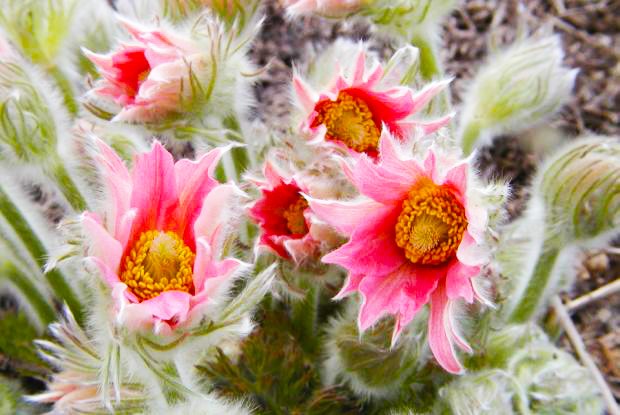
50,159,88,211
509,247,561,323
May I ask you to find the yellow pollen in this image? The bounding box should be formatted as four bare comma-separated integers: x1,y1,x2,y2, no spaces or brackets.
395,180,468,265
282,197,309,235
120,230,195,301
313,91,381,153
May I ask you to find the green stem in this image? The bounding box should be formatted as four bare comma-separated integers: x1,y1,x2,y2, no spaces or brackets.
0,186,84,324
509,247,561,323
460,121,483,155
411,34,441,81
1,261,56,327
47,65,78,117
291,284,319,355
50,160,88,211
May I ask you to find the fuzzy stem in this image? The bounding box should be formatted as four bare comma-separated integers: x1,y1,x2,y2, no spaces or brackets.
460,121,483,155
50,159,88,211
509,247,561,323
1,261,56,327
47,65,78,117
291,284,319,355
0,186,83,324
411,34,441,81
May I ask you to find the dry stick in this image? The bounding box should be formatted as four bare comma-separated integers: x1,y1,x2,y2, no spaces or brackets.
567,278,620,312
551,296,620,415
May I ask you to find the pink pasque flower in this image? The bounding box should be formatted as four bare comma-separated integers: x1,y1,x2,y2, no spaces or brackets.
84,19,202,122
248,162,335,263
283,0,366,17
82,140,244,334
293,48,451,156
307,131,489,373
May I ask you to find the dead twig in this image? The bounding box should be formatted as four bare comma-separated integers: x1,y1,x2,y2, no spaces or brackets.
567,278,620,312
551,296,620,415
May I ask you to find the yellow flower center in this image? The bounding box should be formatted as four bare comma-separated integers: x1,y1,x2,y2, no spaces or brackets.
395,180,468,265
120,230,195,301
282,197,309,235
314,91,381,153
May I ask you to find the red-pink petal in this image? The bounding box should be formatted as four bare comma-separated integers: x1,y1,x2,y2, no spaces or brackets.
333,273,364,300
306,196,390,236
128,141,177,238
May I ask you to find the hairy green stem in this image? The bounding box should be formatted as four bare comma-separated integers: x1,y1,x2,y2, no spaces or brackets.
460,121,483,155
509,247,561,323
0,186,83,324
47,65,78,116
411,34,441,81
50,160,88,211
1,261,56,326
291,284,319,355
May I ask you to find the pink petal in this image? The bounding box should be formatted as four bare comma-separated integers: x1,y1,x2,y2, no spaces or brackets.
192,238,213,293
443,162,468,203
447,300,473,353
333,273,364,300
306,196,391,236
352,153,417,204
352,48,366,85
129,141,178,237
82,212,122,272
456,231,487,267
399,113,453,136
293,75,318,112
409,79,451,115
137,290,192,326
95,139,132,239
322,209,404,277
87,257,121,287
194,183,243,247
429,283,463,374
445,260,478,303
174,146,229,242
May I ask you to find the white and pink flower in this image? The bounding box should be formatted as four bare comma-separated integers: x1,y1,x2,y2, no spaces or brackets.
82,140,244,334
84,19,202,122
293,48,451,156
307,131,489,373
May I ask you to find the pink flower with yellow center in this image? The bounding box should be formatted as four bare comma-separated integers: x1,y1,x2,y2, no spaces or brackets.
249,162,328,263
82,140,244,333
307,131,489,373
84,19,201,122
293,48,451,156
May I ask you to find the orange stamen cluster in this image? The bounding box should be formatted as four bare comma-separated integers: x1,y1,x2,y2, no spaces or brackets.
283,197,309,235
313,91,381,153
120,230,194,301
395,180,467,265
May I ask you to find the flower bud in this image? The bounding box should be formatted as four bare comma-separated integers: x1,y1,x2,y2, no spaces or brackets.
459,33,577,154
322,301,427,398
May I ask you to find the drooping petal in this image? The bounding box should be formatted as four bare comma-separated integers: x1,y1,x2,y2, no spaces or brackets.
428,283,463,374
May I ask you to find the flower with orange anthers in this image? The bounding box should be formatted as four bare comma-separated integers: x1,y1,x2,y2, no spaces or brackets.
84,18,203,122
307,131,490,373
249,162,336,264
293,47,451,156
82,140,244,333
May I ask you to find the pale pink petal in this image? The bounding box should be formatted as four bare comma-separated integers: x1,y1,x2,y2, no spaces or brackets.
306,196,391,235
194,183,244,247
447,301,473,353
409,79,451,114
443,162,468,203
445,260,478,303
174,146,230,239
352,48,366,84
192,238,213,293
82,49,114,71
429,283,463,374
82,213,122,272
353,153,417,204
456,231,487,267
129,141,178,235
377,129,425,178
293,75,319,112
87,257,121,287
136,290,192,325
399,113,453,136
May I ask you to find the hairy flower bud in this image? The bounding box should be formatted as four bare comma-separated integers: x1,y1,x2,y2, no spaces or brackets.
459,33,577,154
